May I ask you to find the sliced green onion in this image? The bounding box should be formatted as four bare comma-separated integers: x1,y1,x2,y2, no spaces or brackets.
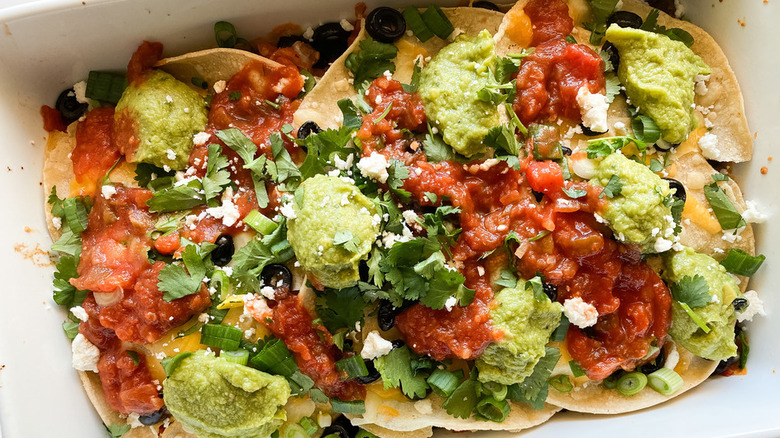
720,249,766,277
161,351,193,377
271,239,295,260
309,388,329,404
221,349,250,366
631,115,661,144
373,102,393,125
402,7,435,42
210,269,231,301
290,370,315,394
85,71,128,104
616,372,647,396
330,399,366,415
214,21,238,48
244,209,279,235
200,324,243,351
481,381,508,401
475,396,510,423
336,355,369,378
679,302,711,334
647,368,683,395
426,369,461,398
62,197,89,234
299,417,318,436
421,5,455,40
738,331,750,369
279,424,308,438
250,338,297,377
602,372,621,389
569,360,586,378
529,230,550,242
548,374,573,393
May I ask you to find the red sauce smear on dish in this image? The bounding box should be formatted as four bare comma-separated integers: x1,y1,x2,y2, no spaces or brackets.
71,107,121,193
264,292,365,401
513,0,606,126
357,76,671,374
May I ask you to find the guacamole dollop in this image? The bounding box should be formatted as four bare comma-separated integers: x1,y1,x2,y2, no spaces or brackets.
287,175,380,289
163,353,290,438
605,25,710,144
476,285,563,386
662,247,739,361
115,69,208,170
593,153,675,253
418,30,499,157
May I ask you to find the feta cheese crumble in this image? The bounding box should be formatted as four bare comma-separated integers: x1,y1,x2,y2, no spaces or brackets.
698,132,721,160
576,87,609,134
101,185,117,199
72,333,100,372
361,331,394,360
70,306,88,322
563,297,599,328
737,290,766,323
357,152,390,183
742,200,768,224
192,131,211,146
444,296,458,312
206,188,241,226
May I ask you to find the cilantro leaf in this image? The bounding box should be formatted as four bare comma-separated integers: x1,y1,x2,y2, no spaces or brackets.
387,159,409,190
671,275,711,308
202,143,231,203
216,128,270,208
401,60,421,93
484,125,520,157
266,132,302,188
106,424,131,438
562,186,587,199
158,244,212,301
586,136,646,158
442,374,478,419
334,229,362,253
315,286,368,333
373,345,429,399
51,227,83,257
704,182,747,230
345,38,398,91
711,173,729,182
231,220,293,293
62,320,80,340
338,99,363,130
604,72,621,103
599,174,623,199
423,129,459,163
135,163,175,188
147,181,206,213
524,276,548,302
494,269,519,289
506,347,560,410
52,255,87,308
298,127,354,179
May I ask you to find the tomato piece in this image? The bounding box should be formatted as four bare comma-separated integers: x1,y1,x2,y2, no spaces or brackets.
526,160,564,195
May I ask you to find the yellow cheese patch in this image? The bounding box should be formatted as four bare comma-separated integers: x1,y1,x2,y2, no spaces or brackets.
682,194,722,235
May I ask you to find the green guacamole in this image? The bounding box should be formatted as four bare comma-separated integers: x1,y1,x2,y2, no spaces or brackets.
593,153,674,253
115,69,208,170
163,353,290,438
663,247,740,361
287,175,380,289
605,25,710,144
418,30,499,157
476,285,563,386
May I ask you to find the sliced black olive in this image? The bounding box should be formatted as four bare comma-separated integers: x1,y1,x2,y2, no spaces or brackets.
638,347,666,374
323,415,360,438
410,386,434,401
391,339,405,350
138,407,168,426
472,1,500,11
732,297,749,311
713,355,738,375
260,263,293,292
580,123,609,137
366,7,406,44
601,41,620,70
355,359,382,384
297,120,323,140
561,146,573,156
277,34,306,48
311,22,351,68
532,190,544,203
55,88,89,125
607,11,643,29
377,299,417,331
542,282,558,301
653,139,678,151
663,178,686,204
210,234,235,266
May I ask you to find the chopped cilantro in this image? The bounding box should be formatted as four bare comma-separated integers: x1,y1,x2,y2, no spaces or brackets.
265,132,302,189
374,345,429,399
228,91,242,101
703,182,747,230
345,38,398,92
333,229,362,253
106,424,131,438
337,98,363,130
711,173,729,182
494,269,519,289
442,374,479,419
62,321,80,340
649,158,664,173
506,347,560,409
599,175,623,199
298,127,354,179
158,243,214,302
671,275,711,308
586,136,646,158
525,276,548,302
52,255,87,308
217,128,270,208
604,72,621,103
562,186,587,199
484,125,520,157
202,143,232,203
424,192,438,203
401,60,421,93
423,125,460,163
230,220,293,293
315,286,368,333
147,181,206,213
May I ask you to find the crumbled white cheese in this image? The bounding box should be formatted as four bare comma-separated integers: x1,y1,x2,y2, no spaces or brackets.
340,19,354,31
742,200,768,224
72,81,89,104
613,121,626,135
361,331,394,360
444,296,458,312
72,333,100,372
101,185,117,199
563,297,599,328
721,228,744,243
414,399,433,415
698,132,721,160
206,188,240,226
402,210,419,227
260,286,276,301
654,237,674,253
694,74,710,96
192,131,211,146
126,413,144,428
303,27,314,40
477,266,485,277
51,216,62,230
357,152,390,183
213,80,227,94
198,313,210,323
737,290,766,323
576,87,609,134
70,306,88,322
243,294,272,321
333,153,354,171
